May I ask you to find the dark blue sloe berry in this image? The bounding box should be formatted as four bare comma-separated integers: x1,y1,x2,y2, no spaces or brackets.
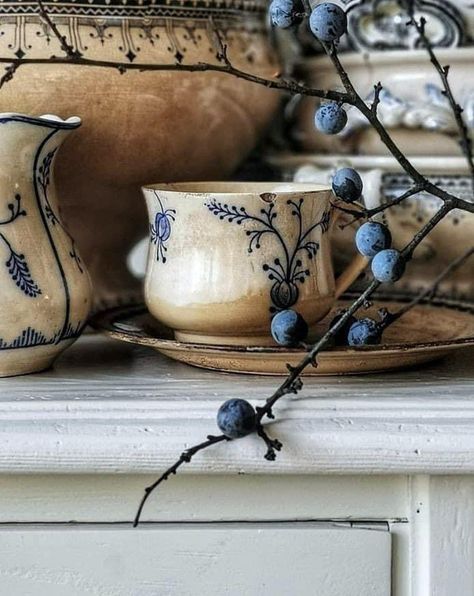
332,167,363,203
355,222,392,258
347,318,382,346
315,102,347,135
309,2,347,42
371,249,406,283
271,309,308,347
217,399,256,439
269,0,303,28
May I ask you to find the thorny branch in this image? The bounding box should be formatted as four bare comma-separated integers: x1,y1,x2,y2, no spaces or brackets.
133,435,229,527
133,200,463,524
6,1,469,523
402,1,474,191
382,246,474,326
37,0,81,59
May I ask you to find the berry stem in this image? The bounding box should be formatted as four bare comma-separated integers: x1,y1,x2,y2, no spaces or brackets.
385,247,474,326
133,434,229,527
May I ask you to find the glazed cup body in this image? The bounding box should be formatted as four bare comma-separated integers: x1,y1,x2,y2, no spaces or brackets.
142,182,365,346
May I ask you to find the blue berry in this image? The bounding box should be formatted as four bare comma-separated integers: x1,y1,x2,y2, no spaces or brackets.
309,2,347,42
355,222,392,258
269,0,302,29
332,168,363,203
271,309,308,347
315,102,347,135
329,312,357,346
371,249,405,283
217,399,256,439
347,318,382,346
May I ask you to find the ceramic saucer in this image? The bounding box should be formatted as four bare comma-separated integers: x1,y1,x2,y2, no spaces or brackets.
91,297,474,376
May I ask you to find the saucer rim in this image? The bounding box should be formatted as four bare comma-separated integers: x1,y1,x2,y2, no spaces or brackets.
91,296,474,355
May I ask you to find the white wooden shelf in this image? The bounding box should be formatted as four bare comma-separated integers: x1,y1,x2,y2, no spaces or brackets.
0,334,473,476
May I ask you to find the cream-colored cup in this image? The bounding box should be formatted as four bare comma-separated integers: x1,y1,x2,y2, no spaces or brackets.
142,182,367,346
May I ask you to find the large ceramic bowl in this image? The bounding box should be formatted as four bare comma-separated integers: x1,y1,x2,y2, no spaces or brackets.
267,153,474,300
0,0,280,305
292,48,474,158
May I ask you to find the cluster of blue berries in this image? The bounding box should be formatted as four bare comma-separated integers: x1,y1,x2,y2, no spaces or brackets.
356,222,405,283
344,219,405,345
269,0,349,137
267,0,404,349
265,170,406,348
270,0,346,38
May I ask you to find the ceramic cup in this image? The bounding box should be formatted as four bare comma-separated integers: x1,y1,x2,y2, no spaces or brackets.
142,182,368,346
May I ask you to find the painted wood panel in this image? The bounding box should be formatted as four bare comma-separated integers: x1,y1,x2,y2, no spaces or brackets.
0,337,472,475
0,474,409,523
0,523,391,596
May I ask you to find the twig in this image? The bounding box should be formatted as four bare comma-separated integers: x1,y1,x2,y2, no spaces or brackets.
254,279,380,422
402,201,454,260
322,42,474,215
371,82,383,117
386,246,474,324
256,424,283,461
133,434,228,527
404,8,474,192
335,185,422,224
0,54,351,102
37,0,82,59
0,62,20,89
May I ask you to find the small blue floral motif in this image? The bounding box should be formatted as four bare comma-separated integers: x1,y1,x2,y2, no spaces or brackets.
0,193,41,297
205,197,331,312
149,192,176,263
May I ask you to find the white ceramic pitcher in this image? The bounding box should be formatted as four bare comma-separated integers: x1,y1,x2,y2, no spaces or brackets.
0,114,92,376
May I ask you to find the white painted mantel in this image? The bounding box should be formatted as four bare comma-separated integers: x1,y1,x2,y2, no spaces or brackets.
0,335,473,595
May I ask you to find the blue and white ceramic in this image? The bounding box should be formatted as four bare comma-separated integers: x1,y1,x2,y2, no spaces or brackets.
142,182,367,346
0,114,92,376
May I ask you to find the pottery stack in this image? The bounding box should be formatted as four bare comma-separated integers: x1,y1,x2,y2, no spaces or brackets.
270,0,474,300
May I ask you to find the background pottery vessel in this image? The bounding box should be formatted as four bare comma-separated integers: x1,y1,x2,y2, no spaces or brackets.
297,0,474,55
292,48,474,157
0,0,280,305
142,182,367,346
0,114,92,377
267,153,474,300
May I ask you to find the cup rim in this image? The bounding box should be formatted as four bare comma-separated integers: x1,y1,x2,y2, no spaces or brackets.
142,181,332,196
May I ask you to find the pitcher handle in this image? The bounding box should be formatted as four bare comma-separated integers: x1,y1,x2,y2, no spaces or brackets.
331,199,369,299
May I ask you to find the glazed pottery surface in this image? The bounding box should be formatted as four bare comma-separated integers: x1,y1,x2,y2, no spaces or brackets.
298,0,474,54
0,114,92,377
268,153,474,299
142,182,367,345
293,48,474,157
92,298,474,375
0,0,280,304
